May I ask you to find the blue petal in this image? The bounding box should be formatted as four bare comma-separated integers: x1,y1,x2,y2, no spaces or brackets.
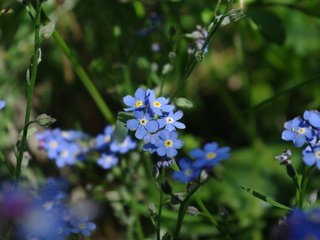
166,125,175,131
158,119,166,128
281,130,295,141
173,122,186,129
294,135,306,147
179,158,191,169
173,110,183,120
189,148,204,159
157,146,166,156
204,142,218,152
167,148,177,157
173,139,183,149
146,120,159,133
127,119,139,131
305,111,320,128
123,95,135,106
303,153,316,166
135,88,146,100
162,104,174,112
135,126,147,139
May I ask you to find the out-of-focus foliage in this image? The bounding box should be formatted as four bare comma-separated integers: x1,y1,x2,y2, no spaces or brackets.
1,0,320,239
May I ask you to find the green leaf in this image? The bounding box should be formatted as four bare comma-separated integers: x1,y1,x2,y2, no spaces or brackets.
247,8,285,45
241,186,292,211
114,119,128,143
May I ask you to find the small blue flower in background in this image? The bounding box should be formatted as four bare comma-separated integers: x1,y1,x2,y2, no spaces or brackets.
127,110,159,139
190,142,230,169
147,90,174,116
70,216,96,237
95,125,114,149
158,110,186,131
97,153,119,169
110,136,137,154
173,158,200,183
281,208,320,240
281,117,315,147
302,143,320,169
154,130,183,157
0,100,6,110
123,88,148,112
55,143,80,168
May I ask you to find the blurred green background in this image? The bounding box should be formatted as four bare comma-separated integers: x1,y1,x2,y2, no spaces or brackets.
1,0,320,239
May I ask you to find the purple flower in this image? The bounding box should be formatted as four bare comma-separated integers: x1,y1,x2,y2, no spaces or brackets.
123,88,148,112
158,110,186,131
97,154,118,169
154,130,183,157
281,117,315,147
127,110,159,140
173,158,200,183
190,142,230,169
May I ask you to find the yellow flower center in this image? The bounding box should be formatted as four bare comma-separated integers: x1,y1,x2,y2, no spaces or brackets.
104,135,111,143
49,141,58,149
166,117,174,124
206,152,216,160
185,169,192,176
120,140,127,147
140,118,148,125
135,100,143,107
297,128,305,134
104,156,113,163
316,151,320,159
153,101,161,108
61,150,69,158
79,223,86,229
164,140,173,147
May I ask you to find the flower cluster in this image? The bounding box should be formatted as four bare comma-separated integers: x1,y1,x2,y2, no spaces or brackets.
173,142,230,183
123,88,185,160
277,208,320,240
37,129,90,168
36,125,137,170
281,110,320,169
0,178,96,239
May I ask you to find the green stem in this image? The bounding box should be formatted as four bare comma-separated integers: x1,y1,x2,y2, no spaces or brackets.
195,196,233,240
172,3,231,98
51,31,115,124
157,168,164,240
15,0,42,180
172,180,208,240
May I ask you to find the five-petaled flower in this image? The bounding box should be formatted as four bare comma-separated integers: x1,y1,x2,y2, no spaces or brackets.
154,130,183,157
173,158,200,183
123,88,148,112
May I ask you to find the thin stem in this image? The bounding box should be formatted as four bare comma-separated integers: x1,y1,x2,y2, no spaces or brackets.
157,168,164,240
15,0,42,180
51,31,115,124
195,196,233,240
172,179,208,240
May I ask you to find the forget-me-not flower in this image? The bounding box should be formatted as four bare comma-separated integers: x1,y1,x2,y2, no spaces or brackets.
154,130,183,157
173,158,200,183
95,125,114,149
127,110,159,139
158,110,186,131
302,143,320,169
97,154,119,169
147,90,174,116
110,136,137,154
123,88,148,112
0,100,6,110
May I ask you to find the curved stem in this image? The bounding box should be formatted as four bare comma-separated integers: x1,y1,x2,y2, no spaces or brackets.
157,168,164,240
15,0,42,180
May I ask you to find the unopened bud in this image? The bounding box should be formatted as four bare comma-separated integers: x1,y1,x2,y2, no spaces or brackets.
36,114,56,127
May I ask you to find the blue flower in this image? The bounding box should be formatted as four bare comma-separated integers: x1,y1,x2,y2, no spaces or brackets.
143,132,160,154
302,143,320,169
158,110,186,132
123,88,148,112
43,136,65,159
283,208,320,240
173,158,200,183
55,143,80,168
110,136,137,154
97,153,119,169
154,130,183,157
0,100,6,110
127,110,159,140
147,90,174,116
95,125,114,149
70,216,96,237
281,117,315,147
190,142,230,169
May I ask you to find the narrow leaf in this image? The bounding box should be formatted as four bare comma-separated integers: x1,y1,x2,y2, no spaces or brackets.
114,119,128,143
241,186,292,211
